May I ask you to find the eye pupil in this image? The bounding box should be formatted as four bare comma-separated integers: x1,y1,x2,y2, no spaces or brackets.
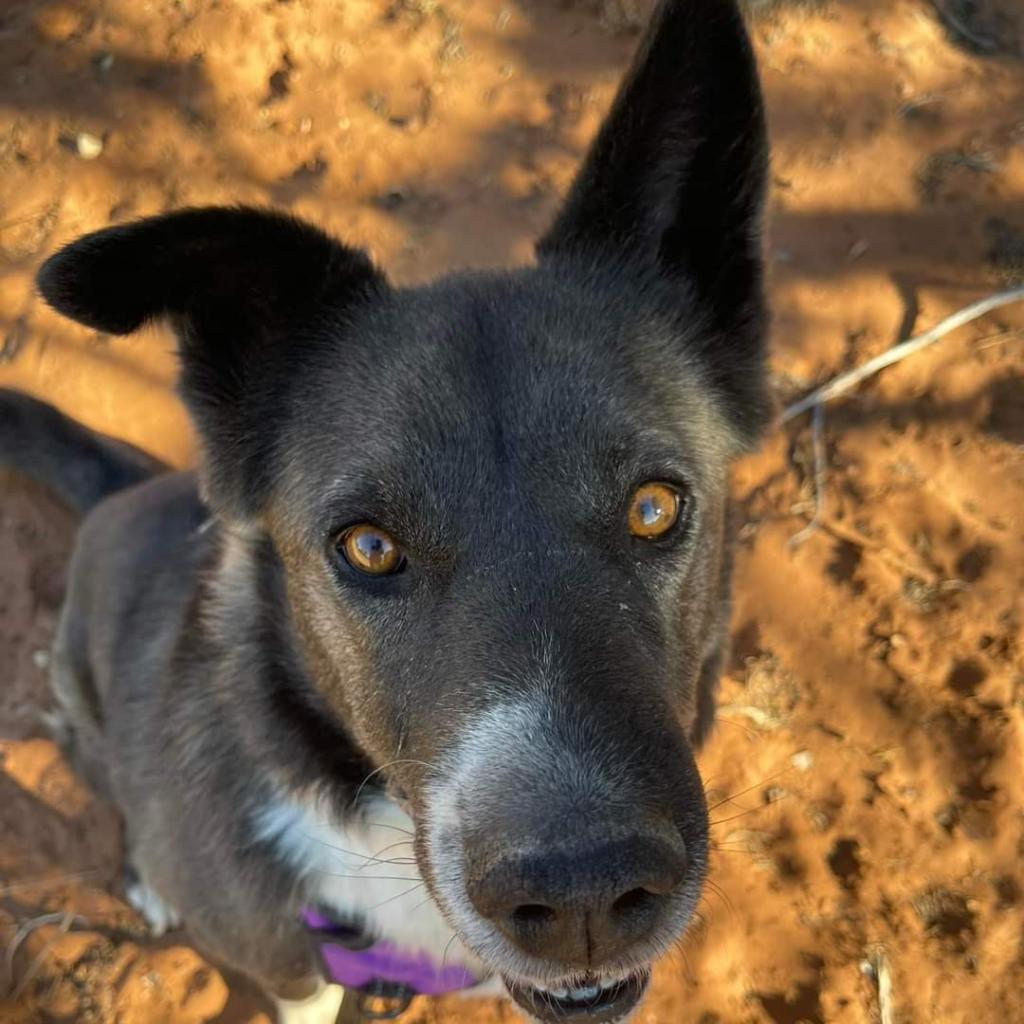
638,496,663,526
361,536,384,558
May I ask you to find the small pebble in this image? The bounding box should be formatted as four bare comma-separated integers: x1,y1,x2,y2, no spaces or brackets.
847,238,870,261
791,749,814,772
32,649,50,670
807,806,832,832
76,131,104,159
299,117,313,134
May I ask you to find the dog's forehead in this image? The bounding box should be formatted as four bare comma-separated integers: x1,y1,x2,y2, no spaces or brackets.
360,272,649,420
279,270,732,533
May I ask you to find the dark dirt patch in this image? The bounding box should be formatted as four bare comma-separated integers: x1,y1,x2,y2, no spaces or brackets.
827,837,863,892
946,659,988,696
752,980,825,1024
956,543,993,583
984,375,1024,445
913,887,976,950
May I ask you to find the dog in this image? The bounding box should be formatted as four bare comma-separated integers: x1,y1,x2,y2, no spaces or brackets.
0,0,768,1020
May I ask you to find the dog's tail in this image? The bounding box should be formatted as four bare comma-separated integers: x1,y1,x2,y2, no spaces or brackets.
0,389,166,514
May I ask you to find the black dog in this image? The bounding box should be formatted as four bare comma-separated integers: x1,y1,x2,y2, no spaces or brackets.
2,1,768,1020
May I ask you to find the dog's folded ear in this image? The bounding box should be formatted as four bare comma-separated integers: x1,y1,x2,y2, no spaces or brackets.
537,0,769,440
37,206,387,519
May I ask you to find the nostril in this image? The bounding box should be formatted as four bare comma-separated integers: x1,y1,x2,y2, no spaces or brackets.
611,887,657,923
613,887,654,914
511,903,557,928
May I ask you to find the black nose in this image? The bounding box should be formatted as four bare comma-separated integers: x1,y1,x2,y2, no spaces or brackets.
465,831,687,966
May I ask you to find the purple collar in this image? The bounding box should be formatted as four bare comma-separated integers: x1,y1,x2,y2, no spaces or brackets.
302,907,481,1017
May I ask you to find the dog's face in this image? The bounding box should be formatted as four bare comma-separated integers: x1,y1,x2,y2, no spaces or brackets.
38,1,767,1019
264,266,744,1013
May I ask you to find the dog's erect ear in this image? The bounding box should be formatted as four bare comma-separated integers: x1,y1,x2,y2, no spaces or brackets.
37,207,387,519
537,0,769,437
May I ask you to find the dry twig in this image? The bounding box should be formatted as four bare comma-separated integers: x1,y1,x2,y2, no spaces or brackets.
862,945,896,1024
779,286,1024,548
781,286,1024,423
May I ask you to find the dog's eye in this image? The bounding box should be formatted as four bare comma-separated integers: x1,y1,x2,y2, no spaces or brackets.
628,482,681,540
338,525,405,575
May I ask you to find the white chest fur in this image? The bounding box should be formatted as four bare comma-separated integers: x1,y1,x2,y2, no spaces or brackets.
254,791,480,972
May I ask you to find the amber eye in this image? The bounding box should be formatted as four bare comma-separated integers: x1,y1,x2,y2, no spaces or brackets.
339,524,404,575
628,482,682,539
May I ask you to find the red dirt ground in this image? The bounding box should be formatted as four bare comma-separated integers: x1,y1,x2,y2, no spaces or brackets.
2,1,1023,1021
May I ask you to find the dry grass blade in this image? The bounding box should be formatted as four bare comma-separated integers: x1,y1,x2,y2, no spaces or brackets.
788,403,826,547
0,869,102,898
4,911,81,1000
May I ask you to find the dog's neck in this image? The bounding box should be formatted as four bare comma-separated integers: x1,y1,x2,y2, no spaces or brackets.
254,786,482,975
205,527,376,792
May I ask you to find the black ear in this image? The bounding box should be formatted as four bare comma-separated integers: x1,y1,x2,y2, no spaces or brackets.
37,207,387,519
537,0,769,439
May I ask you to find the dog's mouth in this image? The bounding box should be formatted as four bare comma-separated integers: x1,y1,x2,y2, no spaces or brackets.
504,969,650,1024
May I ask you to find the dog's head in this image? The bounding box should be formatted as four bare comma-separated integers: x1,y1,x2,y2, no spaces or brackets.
38,0,767,1018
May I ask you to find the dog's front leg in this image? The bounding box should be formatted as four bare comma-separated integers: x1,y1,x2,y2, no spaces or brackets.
273,979,345,1024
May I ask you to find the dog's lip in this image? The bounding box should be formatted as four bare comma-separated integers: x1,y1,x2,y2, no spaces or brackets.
503,969,649,1024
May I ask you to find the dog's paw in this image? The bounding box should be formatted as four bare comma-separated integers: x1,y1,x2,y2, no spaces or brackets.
125,878,181,936
274,983,345,1024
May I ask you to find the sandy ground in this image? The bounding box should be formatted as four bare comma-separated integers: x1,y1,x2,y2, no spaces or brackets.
2,0,1024,1021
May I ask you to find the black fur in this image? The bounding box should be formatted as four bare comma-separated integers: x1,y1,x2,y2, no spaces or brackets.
13,0,770,1011
0,389,164,512
538,0,769,441
38,207,387,519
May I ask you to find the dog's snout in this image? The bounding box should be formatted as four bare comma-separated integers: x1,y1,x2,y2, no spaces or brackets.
466,832,688,966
